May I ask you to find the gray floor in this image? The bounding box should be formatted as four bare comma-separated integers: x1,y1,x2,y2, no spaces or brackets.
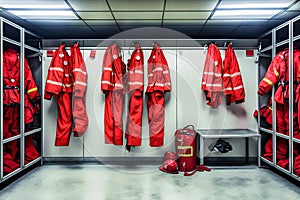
0,165,299,200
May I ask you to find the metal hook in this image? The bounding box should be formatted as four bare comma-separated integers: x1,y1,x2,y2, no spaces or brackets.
203,44,208,54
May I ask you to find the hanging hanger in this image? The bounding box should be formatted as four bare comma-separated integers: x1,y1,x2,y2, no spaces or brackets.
203,44,208,54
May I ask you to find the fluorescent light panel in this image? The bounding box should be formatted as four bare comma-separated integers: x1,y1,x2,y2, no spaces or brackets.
213,9,283,19
218,3,291,9
1,4,69,9
10,10,74,17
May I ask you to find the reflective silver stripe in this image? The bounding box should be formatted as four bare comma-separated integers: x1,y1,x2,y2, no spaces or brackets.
223,72,241,77
204,83,222,87
64,84,72,88
65,74,70,77
224,85,243,91
163,71,169,74
46,80,63,86
73,68,87,75
165,82,171,86
153,67,163,72
203,72,222,77
114,83,124,88
148,73,153,77
232,85,244,90
49,67,63,72
279,55,284,59
103,67,112,71
128,82,143,85
75,81,87,86
130,70,143,74
135,70,143,74
148,83,165,87
101,81,114,86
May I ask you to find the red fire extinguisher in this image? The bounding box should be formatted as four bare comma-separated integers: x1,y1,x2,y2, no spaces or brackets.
174,125,211,176
175,125,197,172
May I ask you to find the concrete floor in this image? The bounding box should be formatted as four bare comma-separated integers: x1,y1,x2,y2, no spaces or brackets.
0,165,299,200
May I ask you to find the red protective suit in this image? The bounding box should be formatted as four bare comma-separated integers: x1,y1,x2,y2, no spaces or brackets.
101,43,126,145
146,43,171,147
44,44,73,146
294,152,300,176
3,49,40,173
223,44,245,105
126,43,144,147
71,43,88,137
258,49,300,138
201,43,223,108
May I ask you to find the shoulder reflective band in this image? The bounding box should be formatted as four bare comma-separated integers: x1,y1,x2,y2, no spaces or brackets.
273,68,279,77
27,87,38,93
263,78,273,86
177,146,193,157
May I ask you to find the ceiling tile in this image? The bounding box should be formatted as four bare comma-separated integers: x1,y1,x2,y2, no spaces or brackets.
68,0,109,11
90,25,120,33
164,25,201,33
206,20,244,26
163,20,206,26
164,12,210,20
108,0,164,11
26,19,85,26
233,25,268,38
201,25,237,35
288,1,300,10
272,11,300,20
117,20,161,26
166,0,218,11
114,12,162,20
77,12,113,20
85,20,116,26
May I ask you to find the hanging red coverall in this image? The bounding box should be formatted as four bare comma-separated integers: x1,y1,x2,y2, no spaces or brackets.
71,43,88,137
258,49,300,138
101,43,126,145
126,43,144,147
3,49,40,173
223,44,245,105
44,44,73,146
201,43,223,108
146,43,172,147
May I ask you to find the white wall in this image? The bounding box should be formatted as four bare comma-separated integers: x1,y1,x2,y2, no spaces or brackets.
43,48,258,158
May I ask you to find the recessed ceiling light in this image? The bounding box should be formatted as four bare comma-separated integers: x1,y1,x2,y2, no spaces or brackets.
1,4,69,9
8,10,77,19
218,3,291,9
213,10,281,19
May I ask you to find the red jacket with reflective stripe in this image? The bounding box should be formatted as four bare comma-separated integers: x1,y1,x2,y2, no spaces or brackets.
71,43,87,97
127,43,144,92
3,49,40,123
146,44,171,93
223,44,245,104
201,43,223,107
101,43,126,93
44,44,73,99
258,49,300,104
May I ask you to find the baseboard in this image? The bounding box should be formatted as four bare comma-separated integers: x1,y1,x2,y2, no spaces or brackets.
43,157,164,165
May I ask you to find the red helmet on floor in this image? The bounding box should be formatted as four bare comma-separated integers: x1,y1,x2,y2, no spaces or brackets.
159,159,179,174
164,151,177,161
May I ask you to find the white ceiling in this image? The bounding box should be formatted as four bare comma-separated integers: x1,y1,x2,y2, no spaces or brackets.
0,0,299,39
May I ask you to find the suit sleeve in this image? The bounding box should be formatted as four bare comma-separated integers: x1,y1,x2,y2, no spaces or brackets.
258,56,282,96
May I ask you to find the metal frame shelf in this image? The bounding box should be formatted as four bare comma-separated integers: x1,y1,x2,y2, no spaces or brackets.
0,17,43,183
257,14,300,181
